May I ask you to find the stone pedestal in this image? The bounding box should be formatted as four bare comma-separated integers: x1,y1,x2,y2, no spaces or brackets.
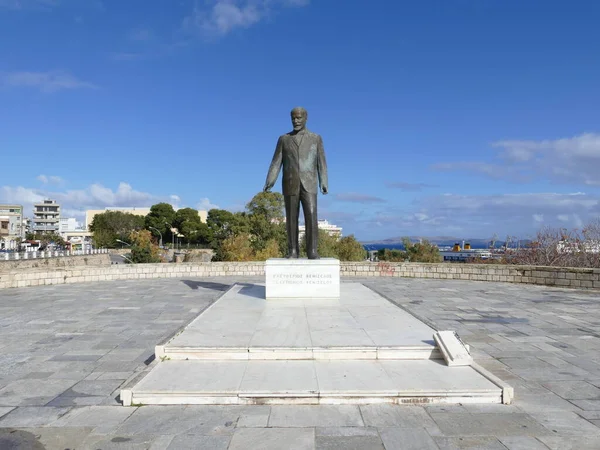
265,258,340,300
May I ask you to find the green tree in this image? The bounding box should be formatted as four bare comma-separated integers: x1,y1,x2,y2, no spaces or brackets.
255,239,282,260
174,207,200,229
207,209,235,243
377,248,405,262
173,207,211,245
300,231,339,259
245,191,285,223
245,191,286,256
219,232,254,262
145,203,176,245
376,239,441,263
129,230,161,263
208,209,251,260
247,213,286,255
180,220,211,245
401,238,442,263
89,211,145,248
336,235,367,261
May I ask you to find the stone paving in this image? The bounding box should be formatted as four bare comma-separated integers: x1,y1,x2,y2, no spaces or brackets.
0,276,598,449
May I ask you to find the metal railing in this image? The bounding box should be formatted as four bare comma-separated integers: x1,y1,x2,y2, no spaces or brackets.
1,248,109,261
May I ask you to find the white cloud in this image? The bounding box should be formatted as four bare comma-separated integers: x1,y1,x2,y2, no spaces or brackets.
0,185,45,205
371,192,600,239
182,0,309,37
0,182,181,221
385,181,437,191
335,192,386,204
433,133,600,186
37,174,63,185
0,70,97,93
196,197,220,211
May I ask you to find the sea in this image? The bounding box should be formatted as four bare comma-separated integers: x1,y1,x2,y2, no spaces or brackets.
362,243,491,251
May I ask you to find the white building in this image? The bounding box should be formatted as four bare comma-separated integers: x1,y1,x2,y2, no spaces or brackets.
557,240,600,254
59,217,84,235
0,204,24,249
33,199,61,234
299,219,342,241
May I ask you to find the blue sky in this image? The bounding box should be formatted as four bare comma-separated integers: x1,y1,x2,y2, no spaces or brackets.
1,0,599,242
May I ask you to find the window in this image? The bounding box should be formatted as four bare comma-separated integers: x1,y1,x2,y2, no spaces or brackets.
1,222,7,230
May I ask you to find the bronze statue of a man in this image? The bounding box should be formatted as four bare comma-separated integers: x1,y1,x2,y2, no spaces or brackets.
264,107,329,259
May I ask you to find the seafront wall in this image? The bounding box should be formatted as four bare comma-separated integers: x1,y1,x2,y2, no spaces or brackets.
0,261,599,290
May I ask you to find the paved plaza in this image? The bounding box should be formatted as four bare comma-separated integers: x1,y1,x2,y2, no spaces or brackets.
0,276,599,449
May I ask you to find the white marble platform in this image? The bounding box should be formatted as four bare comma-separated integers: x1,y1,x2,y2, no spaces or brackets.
122,282,513,406
157,283,438,360
265,258,340,300
121,359,505,406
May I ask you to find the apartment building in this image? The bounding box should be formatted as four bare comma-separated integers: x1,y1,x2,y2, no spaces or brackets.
33,199,61,234
0,204,24,249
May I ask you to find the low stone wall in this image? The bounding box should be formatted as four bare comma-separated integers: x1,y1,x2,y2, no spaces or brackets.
341,262,600,289
183,249,215,263
0,261,598,290
0,262,263,289
108,249,130,256
0,253,111,273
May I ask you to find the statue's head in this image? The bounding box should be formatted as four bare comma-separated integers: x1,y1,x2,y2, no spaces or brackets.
290,107,307,132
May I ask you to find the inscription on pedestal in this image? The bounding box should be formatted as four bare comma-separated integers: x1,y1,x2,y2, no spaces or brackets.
265,258,340,300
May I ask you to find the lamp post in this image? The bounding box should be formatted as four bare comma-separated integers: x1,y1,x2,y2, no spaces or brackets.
148,226,163,248
115,239,131,248
120,254,135,264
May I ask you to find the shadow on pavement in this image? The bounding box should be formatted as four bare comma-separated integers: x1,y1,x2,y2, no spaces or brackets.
238,284,266,299
181,280,231,291
0,429,45,450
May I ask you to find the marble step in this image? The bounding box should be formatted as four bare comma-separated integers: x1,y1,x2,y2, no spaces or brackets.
156,344,442,360
121,359,511,406
159,283,443,360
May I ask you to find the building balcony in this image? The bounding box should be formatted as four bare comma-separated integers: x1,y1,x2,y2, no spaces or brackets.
33,217,60,222
33,226,59,232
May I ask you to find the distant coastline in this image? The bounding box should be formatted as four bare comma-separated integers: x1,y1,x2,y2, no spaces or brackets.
362,243,491,251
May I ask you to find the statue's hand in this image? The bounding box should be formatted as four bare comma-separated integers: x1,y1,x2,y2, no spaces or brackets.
321,186,328,195
263,184,272,192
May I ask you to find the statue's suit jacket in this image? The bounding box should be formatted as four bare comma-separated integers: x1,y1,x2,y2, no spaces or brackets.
265,130,328,196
